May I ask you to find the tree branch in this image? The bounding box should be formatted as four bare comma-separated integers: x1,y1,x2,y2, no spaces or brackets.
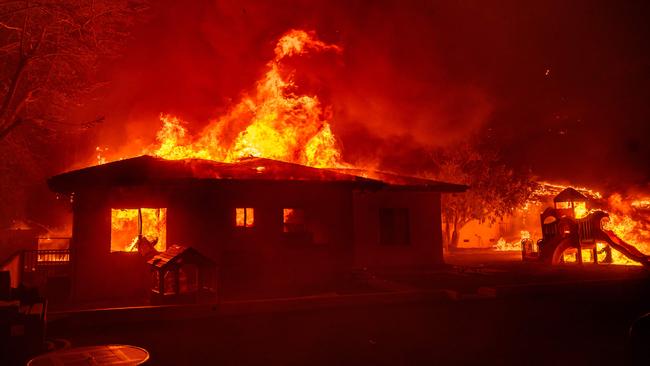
0,0,150,141
0,87,32,135
17,0,29,59
27,21,46,56
0,20,21,31
0,41,19,54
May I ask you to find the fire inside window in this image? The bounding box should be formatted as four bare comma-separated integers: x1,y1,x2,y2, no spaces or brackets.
283,208,306,232
236,208,255,228
111,208,167,252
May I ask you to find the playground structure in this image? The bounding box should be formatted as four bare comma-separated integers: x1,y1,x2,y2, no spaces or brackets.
522,188,650,267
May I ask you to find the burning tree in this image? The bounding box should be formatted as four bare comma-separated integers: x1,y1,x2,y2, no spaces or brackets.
435,139,533,250
0,0,149,141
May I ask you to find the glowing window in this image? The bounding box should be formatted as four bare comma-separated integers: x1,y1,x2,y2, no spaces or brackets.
111,208,167,252
581,249,594,263
574,202,588,218
562,248,578,263
556,202,572,209
283,208,306,233
236,208,255,228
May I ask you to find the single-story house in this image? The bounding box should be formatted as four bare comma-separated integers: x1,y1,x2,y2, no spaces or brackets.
47,155,466,301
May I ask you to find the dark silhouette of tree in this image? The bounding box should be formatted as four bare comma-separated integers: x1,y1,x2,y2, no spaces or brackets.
0,0,149,141
0,0,149,226
435,139,534,250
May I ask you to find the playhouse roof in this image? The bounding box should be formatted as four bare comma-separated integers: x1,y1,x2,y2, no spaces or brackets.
148,245,214,269
553,187,588,203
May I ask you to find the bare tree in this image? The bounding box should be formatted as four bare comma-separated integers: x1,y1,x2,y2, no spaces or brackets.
0,0,149,140
435,139,533,250
0,0,148,227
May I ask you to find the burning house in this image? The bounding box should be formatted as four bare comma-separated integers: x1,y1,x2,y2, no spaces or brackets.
47,155,465,301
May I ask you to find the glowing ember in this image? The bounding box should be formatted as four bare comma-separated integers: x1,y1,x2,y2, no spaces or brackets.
111,208,167,252
147,29,344,168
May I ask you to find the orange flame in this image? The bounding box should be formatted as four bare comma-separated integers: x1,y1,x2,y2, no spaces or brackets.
110,208,167,252
601,194,650,265
147,29,343,168
492,182,650,266
494,230,530,251
531,183,650,265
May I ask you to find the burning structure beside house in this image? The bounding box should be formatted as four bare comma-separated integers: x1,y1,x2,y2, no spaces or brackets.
47,155,465,301
522,187,650,267
460,180,650,266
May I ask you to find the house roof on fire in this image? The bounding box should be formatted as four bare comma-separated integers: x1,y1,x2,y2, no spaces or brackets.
47,155,467,193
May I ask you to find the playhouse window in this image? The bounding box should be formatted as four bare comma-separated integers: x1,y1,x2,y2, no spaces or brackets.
283,208,306,233
110,208,167,252
562,248,578,263
379,208,410,246
235,208,255,227
574,202,588,218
